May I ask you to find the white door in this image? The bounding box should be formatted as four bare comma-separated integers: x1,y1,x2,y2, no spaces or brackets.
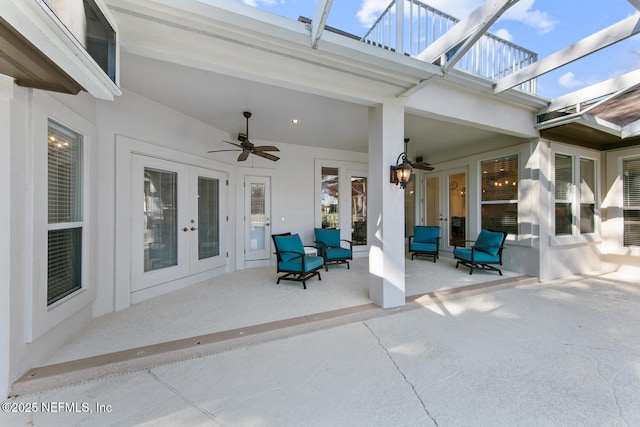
424,169,467,253
244,176,272,262
131,155,226,291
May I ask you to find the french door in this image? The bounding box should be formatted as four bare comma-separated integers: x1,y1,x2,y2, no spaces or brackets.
131,155,226,291
424,169,467,253
244,176,272,263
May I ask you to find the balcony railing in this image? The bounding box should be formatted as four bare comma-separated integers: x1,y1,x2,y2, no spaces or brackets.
361,0,537,94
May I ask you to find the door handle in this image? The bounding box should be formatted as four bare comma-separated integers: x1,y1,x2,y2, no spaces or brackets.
191,227,198,231
265,223,270,227
183,227,189,232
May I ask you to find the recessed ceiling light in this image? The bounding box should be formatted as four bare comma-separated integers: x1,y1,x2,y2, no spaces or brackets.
291,119,300,125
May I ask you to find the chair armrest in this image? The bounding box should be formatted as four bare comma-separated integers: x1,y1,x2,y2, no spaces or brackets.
453,239,475,248
340,239,353,250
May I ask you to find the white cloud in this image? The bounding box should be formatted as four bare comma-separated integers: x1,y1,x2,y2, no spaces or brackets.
243,0,279,7
493,28,512,42
502,0,556,34
558,72,584,88
356,0,392,27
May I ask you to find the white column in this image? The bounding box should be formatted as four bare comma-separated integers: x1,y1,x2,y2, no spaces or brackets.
368,99,406,308
0,74,14,396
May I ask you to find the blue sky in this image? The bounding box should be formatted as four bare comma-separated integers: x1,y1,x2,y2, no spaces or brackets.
236,0,640,100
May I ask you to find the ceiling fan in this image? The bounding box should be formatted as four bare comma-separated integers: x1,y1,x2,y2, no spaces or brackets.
403,138,434,171
208,111,280,162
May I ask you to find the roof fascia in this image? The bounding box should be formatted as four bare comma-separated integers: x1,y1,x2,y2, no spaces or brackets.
416,0,519,65
310,0,333,49
495,13,640,93
537,112,622,136
5,0,121,100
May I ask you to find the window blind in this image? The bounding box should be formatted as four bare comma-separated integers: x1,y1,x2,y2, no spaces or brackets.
47,120,83,305
623,158,640,246
555,154,573,200
481,155,518,234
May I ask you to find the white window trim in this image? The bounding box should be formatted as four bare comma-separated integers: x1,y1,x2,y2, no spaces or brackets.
550,143,601,247
620,155,640,249
27,92,96,342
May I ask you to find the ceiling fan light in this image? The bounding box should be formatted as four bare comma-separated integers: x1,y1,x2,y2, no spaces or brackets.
290,119,300,125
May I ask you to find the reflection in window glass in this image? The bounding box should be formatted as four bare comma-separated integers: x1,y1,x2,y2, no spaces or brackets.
143,168,178,272
481,155,518,235
351,176,367,245
198,177,219,260
321,167,339,228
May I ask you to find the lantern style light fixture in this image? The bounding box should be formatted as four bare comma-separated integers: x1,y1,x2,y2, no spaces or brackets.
390,152,413,189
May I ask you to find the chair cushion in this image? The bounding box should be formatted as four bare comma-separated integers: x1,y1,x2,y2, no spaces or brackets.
474,230,503,256
315,228,340,248
324,247,352,260
274,234,304,262
414,226,440,243
410,242,437,253
454,248,500,263
279,255,324,272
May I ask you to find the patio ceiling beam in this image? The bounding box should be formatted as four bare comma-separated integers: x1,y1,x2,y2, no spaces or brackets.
628,0,640,11
416,0,519,67
495,13,640,93
310,0,333,49
543,68,640,113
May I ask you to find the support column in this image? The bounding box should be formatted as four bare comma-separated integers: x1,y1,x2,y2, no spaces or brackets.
0,74,14,396
368,99,406,308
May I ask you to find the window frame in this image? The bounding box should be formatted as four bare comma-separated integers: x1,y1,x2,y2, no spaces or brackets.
28,92,95,342
480,154,519,236
550,144,600,245
621,156,640,247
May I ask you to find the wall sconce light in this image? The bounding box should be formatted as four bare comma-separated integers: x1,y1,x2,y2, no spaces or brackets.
390,152,413,189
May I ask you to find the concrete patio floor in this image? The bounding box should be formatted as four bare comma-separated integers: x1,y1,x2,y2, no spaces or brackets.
2,257,639,426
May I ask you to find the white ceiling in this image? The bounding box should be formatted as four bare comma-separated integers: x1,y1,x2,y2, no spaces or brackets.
120,52,523,162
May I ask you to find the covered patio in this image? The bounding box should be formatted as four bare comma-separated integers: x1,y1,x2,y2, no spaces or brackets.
13,256,533,395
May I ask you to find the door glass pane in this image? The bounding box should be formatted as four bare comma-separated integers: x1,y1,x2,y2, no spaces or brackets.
351,176,367,245
425,177,440,227
405,177,415,237
198,177,219,260
321,167,339,228
449,173,466,245
143,168,178,272
250,183,266,250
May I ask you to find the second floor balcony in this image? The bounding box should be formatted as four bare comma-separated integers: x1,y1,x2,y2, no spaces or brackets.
361,0,538,94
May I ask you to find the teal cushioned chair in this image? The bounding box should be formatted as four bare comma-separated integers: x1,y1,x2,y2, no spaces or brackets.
453,229,507,275
272,233,324,289
314,228,353,271
409,226,441,262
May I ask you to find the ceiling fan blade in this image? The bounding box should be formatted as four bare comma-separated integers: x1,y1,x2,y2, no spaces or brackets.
223,140,244,149
237,151,250,161
253,145,280,152
411,162,435,171
207,149,242,153
253,151,280,161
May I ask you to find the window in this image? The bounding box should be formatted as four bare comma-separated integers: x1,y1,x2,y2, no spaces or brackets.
351,176,367,245
554,153,598,236
42,0,117,83
554,154,573,235
623,157,640,246
321,167,339,228
481,155,518,235
47,120,83,305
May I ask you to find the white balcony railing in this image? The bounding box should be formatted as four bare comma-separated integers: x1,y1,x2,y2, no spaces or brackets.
361,0,537,94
